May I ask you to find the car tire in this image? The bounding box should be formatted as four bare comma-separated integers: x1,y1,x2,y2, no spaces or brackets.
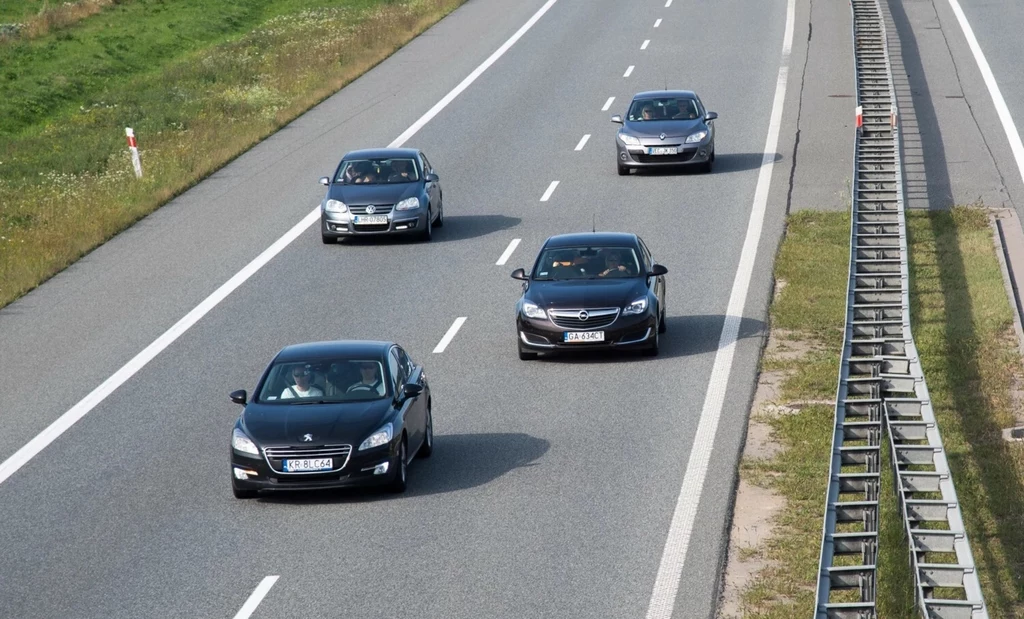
421,208,433,242
643,328,660,357
418,406,434,458
232,484,258,499
658,308,667,333
435,197,444,228
388,439,408,493
702,150,715,173
321,234,335,244
518,345,538,361
617,163,629,176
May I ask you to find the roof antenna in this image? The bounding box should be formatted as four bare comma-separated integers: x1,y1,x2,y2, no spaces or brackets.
592,213,596,233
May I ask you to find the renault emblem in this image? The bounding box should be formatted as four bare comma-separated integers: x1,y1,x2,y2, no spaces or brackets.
660,133,666,140
365,205,376,214
301,433,313,442
578,310,589,321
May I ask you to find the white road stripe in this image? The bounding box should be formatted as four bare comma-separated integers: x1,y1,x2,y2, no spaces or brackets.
539,180,560,202
233,576,279,619
496,238,521,266
602,96,616,111
945,0,1024,188
574,134,591,151
623,65,635,77
641,39,650,50
643,0,796,615
0,0,562,488
433,317,467,353
665,0,672,7
654,18,662,27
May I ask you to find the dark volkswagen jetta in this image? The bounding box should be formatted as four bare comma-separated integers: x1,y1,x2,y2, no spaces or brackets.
228,340,432,498
611,90,718,175
319,148,444,244
511,232,668,359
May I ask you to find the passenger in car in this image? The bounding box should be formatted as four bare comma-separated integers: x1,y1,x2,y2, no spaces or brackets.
281,365,324,399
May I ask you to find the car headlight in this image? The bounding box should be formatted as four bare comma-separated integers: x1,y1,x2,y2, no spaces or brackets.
685,130,708,143
623,296,649,316
395,197,420,211
232,428,259,456
325,199,348,213
359,423,393,451
522,301,547,319
618,132,641,146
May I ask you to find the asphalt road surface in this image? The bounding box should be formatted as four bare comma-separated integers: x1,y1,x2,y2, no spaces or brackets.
0,0,796,617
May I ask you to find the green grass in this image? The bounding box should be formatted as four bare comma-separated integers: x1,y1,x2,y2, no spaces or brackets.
0,0,467,308
738,206,1024,616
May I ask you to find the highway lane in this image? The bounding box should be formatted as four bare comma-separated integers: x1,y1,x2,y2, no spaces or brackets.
0,0,790,617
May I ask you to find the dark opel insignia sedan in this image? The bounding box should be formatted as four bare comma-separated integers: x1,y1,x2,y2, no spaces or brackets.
228,340,432,498
319,147,444,244
611,90,718,175
511,232,668,359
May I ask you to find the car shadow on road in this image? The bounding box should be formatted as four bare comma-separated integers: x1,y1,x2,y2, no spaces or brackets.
531,314,766,364
632,152,781,176
335,214,521,246
253,432,550,504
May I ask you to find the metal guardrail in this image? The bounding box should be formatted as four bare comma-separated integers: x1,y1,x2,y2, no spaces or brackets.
812,0,988,617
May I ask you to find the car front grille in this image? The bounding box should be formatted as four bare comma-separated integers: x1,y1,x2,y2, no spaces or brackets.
349,204,394,215
549,308,619,330
264,444,352,473
635,149,698,163
353,223,390,232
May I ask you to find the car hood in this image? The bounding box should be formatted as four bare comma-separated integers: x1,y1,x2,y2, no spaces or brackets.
328,182,418,206
623,119,704,139
241,399,392,446
527,278,647,309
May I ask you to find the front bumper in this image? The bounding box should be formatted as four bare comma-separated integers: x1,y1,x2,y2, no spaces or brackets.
321,210,427,239
616,139,712,168
517,310,657,353
230,440,401,493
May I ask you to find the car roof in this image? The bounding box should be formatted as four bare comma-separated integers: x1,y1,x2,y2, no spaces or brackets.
274,340,395,362
631,89,698,100
342,148,421,160
542,232,640,248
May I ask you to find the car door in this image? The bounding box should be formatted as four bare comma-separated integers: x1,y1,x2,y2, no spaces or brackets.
420,152,440,213
390,346,422,451
638,237,665,315
397,346,427,444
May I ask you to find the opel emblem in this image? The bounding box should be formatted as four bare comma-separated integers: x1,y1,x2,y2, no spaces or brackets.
660,133,666,140
301,433,313,442
365,205,376,214
578,310,589,321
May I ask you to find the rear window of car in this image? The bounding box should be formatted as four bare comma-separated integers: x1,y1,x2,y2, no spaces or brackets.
335,158,420,184
256,359,390,403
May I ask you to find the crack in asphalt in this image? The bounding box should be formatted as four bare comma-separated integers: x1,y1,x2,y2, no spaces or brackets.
784,0,812,215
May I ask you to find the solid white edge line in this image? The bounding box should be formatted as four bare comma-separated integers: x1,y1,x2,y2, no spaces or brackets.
433,317,467,353
654,18,662,27
945,0,1024,187
623,65,635,78
233,576,280,619
602,96,616,111
539,180,560,202
574,134,591,151
496,238,522,266
642,0,796,614
641,39,650,50
0,0,562,489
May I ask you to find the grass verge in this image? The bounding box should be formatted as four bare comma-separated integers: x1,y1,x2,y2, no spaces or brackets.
0,0,467,309
725,206,1024,617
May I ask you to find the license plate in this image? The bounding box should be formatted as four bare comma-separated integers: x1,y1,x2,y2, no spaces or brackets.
648,146,678,155
353,215,388,225
564,331,605,342
283,458,333,472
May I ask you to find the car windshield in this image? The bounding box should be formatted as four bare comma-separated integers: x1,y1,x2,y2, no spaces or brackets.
626,97,701,121
256,359,389,403
532,246,642,280
335,158,420,184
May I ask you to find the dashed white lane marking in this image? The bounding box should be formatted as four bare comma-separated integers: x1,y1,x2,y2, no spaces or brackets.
654,18,662,27
623,65,635,77
0,0,563,488
540,180,560,202
496,239,521,266
642,0,797,614
575,134,591,151
602,96,616,111
641,39,650,50
233,576,279,619
665,0,672,7
433,317,467,353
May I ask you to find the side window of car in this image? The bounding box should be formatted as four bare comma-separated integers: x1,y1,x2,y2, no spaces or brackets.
420,153,431,174
396,347,414,378
638,238,653,271
388,350,403,390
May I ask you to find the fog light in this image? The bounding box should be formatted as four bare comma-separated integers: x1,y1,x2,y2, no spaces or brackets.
374,462,389,475
619,153,627,160
698,150,706,157
233,467,256,480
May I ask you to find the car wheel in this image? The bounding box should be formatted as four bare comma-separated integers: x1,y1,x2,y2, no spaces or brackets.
435,197,444,228
518,345,538,360
321,234,335,244
643,328,660,357
418,406,434,458
617,163,629,176
659,307,667,333
421,208,433,242
388,439,408,493
703,151,714,173
232,483,258,499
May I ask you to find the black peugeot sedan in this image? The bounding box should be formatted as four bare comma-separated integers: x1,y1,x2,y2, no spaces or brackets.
228,340,432,498
511,232,668,359
611,90,718,175
318,148,444,244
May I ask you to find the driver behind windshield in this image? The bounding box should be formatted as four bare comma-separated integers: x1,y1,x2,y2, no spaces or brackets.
388,159,415,183
347,361,386,396
598,250,637,277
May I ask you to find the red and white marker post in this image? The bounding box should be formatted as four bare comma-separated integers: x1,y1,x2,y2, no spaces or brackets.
855,105,863,131
125,127,143,178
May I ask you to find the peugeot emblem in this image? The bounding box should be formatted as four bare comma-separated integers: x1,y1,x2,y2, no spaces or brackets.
365,205,376,214
301,433,313,442
578,310,589,321
660,133,667,140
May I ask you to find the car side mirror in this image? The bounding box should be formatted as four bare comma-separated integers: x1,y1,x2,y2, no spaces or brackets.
648,264,668,276
704,112,718,121
511,268,529,280
425,173,439,182
230,389,247,405
401,383,424,401
611,114,623,124
319,176,331,186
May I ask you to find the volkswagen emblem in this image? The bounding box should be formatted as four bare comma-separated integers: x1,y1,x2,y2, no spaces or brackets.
660,133,667,140
365,205,376,214
301,433,313,442
578,310,589,321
